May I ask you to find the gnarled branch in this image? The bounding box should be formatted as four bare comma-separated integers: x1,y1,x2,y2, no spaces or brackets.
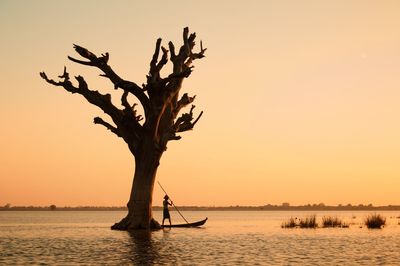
67,44,150,119
174,93,196,117
149,39,169,77
172,105,203,133
172,28,207,65
146,28,206,142
121,90,131,110
40,67,122,132
41,27,205,156
160,27,206,105
121,91,143,122
94,117,121,137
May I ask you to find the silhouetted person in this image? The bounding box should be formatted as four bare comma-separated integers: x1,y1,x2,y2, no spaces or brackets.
162,195,172,226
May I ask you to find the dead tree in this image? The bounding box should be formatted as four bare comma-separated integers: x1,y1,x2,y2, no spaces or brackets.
40,27,206,230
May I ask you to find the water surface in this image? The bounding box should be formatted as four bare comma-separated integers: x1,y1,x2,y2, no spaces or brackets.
1,211,399,265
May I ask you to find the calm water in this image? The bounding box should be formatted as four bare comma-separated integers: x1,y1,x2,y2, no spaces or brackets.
1,211,400,265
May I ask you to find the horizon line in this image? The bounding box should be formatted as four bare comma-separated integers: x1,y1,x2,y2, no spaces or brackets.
2,203,400,209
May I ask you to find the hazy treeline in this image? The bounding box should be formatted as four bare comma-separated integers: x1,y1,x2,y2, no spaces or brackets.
1,204,400,211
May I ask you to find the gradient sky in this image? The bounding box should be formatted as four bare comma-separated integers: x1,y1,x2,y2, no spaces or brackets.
1,1,400,207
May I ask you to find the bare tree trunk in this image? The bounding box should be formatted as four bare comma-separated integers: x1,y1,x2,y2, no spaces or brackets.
112,139,163,230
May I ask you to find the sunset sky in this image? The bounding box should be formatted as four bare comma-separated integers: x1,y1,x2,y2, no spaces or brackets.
1,1,400,207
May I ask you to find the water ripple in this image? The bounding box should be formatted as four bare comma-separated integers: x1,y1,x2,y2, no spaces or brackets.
1,211,400,265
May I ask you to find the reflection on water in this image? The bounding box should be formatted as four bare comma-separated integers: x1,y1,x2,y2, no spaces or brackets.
128,230,161,265
1,211,400,265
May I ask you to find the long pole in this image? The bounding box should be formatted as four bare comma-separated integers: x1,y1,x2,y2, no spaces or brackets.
158,181,189,224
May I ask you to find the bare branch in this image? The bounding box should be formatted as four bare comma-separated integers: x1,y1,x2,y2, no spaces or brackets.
42,28,205,159
132,103,144,122
67,44,150,119
174,93,196,116
174,27,207,65
150,38,162,73
121,91,144,123
94,117,121,137
121,90,131,110
188,32,196,46
168,133,182,141
58,66,69,79
193,40,207,59
40,68,147,155
168,41,176,61
40,68,121,124
73,44,97,61
184,40,207,67
153,27,206,107
160,67,193,88
148,39,169,88
182,27,190,57
156,46,168,72
191,110,203,128
100,53,109,64
147,28,206,143
68,56,95,66
40,70,72,87
172,105,204,133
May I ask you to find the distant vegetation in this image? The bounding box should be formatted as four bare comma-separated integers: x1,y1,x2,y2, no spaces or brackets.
1,204,400,211
364,214,386,229
282,215,351,229
282,215,318,228
0,205,127,211
299,215,318,228
322,216,348,228
281,213,398,229
281,217,297,228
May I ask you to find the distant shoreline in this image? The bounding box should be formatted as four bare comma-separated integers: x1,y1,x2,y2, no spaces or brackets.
1,205,400,211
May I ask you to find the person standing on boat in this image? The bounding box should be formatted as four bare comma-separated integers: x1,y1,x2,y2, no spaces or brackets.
162,195,173,226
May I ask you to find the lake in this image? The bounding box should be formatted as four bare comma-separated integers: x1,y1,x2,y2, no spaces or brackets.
1,210,399,265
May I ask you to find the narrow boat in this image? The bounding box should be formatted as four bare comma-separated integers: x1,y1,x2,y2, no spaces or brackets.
162,218,208,228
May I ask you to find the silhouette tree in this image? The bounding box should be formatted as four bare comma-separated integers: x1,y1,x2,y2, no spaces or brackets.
40,27,206,230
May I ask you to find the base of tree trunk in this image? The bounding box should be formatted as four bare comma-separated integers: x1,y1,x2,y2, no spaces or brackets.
111,215,161,230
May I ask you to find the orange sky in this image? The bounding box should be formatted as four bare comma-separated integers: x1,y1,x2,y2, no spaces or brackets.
1,1,400,207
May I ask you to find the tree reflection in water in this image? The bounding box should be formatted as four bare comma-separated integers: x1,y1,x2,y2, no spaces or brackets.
127,230,162,264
